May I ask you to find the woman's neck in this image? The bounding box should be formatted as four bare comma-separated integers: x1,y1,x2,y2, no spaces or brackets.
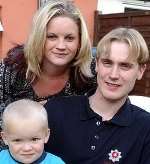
41,58,70,78
32,61,70,97
41,68,69,81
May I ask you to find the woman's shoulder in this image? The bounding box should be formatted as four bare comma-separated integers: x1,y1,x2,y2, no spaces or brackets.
71,75,97,95
0,45,27,95
4,44,26,70
70,63,97,95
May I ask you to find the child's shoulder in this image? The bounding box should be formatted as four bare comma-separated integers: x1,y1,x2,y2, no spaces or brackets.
43,152,65,164
0,149,9,157
0,149,16,164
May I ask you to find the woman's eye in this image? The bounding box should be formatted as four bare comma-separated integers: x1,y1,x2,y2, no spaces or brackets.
47,34,57,40
66,36,74,41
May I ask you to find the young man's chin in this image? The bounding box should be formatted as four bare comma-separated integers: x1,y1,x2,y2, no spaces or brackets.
103,93,127,102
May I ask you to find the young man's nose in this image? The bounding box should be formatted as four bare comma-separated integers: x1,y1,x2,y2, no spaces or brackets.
109,66,120,79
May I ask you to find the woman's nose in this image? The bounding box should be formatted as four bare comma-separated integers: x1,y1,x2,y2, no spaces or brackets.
56,39,66,49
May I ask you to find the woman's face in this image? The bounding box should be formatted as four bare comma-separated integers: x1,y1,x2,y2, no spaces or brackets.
43,16,80,68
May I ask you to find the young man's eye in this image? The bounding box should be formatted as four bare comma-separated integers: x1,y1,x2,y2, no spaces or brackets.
101,59,112,67
120,63,133,70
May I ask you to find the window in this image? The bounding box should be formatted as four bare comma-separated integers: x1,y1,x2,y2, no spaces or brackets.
0,21,3,32
38,0,50,7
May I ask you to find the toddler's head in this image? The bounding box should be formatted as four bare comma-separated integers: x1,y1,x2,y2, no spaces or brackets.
1,99,50,164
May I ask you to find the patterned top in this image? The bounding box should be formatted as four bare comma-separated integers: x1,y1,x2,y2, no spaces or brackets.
0,46,97,149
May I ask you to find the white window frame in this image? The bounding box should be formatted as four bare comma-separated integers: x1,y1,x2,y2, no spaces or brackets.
0,21,3,32
97,0,150,14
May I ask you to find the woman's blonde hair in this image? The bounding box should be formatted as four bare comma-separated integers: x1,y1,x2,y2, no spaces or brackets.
25,0,92,81
97,27,149,64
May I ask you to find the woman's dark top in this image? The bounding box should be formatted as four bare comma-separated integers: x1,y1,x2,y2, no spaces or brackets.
0,45,97,149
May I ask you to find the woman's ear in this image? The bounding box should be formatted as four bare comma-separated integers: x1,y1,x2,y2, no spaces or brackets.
44,128,50,143
1,131,8,145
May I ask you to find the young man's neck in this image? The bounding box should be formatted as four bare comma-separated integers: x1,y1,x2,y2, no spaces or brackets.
89,89,127,121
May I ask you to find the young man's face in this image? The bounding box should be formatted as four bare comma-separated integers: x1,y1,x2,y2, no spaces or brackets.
96,41,146,101
2,120,50,164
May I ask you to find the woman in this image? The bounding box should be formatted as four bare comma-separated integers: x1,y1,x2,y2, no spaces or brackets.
0,0,96,149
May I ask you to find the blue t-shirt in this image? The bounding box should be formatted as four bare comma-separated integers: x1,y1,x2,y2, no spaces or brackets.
0,149,65,164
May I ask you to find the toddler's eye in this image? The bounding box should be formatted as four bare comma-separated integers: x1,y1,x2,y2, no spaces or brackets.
13,139,22,143
32,137,40,142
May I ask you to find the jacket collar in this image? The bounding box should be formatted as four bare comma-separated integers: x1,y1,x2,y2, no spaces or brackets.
80,88,133,127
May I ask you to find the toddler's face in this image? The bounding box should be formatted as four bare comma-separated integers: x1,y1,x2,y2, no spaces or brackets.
2,120,49,164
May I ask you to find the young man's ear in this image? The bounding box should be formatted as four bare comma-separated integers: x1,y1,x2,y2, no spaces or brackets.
137,64,146,80
44,128,50,143
1,131,8,145
95,58,99,73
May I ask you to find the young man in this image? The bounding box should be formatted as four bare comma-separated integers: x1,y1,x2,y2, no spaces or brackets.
0,99,65,164
44,27,150,164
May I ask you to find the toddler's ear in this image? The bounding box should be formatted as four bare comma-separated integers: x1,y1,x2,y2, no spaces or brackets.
44,129,50,143
1,131,8,145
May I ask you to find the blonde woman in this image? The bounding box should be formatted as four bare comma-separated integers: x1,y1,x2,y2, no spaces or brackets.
0,0,96,149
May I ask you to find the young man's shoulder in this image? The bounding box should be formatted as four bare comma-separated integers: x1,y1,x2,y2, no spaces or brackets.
44,95,88,117
53,95,87,101
131,104,150,127
43,152,65,164
45,95,87,108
